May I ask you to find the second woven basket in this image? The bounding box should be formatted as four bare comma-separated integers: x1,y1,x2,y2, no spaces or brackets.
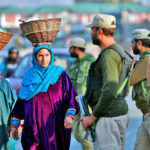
0,32,13,50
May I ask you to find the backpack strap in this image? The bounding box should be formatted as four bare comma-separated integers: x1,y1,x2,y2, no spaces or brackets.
109,45,133,98
147,56,150,86
116,59,135,97
109,45,133,61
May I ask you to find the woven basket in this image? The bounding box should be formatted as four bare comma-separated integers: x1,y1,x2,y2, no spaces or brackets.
0,32,13,50
19,18,61,43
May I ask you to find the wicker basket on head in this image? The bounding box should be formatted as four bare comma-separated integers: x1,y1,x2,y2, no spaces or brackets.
0,32,13,50
19,18,61,44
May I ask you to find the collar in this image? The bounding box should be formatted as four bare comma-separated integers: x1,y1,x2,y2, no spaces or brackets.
76,53,87,62
140,50,150,58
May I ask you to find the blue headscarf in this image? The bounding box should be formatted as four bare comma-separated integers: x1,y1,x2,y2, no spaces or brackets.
19,45,65,100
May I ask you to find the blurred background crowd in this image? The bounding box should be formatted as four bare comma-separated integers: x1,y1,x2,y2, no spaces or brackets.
0,0,150,52
0,0,149,149
1,0,150,79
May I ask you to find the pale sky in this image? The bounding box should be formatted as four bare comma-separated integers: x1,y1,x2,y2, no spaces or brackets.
0,0,150,7
132,0,150,6
0,0,75,7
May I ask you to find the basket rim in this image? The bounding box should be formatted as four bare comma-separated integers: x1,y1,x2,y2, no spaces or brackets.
0,32,13,43
20,18,61,25
0,31,13,35
24,30,59,36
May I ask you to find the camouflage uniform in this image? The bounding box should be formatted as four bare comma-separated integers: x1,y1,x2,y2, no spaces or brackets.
131,51,150,114
68,53,95,150
68,54,95,94
130,50,150,150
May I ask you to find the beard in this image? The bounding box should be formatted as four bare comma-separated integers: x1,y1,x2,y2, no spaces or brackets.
92,34,102,46
133,45,140,55
70,51,78,58
8,56,18,64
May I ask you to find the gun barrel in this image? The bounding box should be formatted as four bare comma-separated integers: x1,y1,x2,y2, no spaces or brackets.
77,94,97,150
77,94,85,117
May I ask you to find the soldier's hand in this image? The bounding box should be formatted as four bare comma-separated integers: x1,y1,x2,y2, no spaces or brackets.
80,115,97,131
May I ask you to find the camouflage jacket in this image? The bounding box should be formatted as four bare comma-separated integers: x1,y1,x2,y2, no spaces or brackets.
67,53,95,95
130,50,150,113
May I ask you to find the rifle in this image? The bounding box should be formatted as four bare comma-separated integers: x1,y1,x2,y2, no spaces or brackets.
78,94,97,150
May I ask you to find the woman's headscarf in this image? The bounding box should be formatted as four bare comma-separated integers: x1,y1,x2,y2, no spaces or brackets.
18,45,65,100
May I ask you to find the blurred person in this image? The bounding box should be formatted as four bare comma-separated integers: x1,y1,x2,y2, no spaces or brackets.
67,37,95,150
0,46,19,78
0,72,17,150
0,28,18,150
80,14,132,150
14,34,24,49
147,57,150,85
129,29,150,150
10,44,80,150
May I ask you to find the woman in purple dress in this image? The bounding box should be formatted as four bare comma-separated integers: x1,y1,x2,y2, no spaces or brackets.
10,45,79,150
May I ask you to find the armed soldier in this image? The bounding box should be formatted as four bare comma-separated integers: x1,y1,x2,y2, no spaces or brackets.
67,37,95,150
129,29,150,150
80,14,132,150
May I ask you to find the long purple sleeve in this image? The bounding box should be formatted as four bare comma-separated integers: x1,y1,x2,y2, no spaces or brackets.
11,71,79,150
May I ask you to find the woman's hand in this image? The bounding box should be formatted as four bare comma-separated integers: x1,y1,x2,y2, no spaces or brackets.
18,125,23,135
64,116,73,129
18,120,24,135
11,127,19,140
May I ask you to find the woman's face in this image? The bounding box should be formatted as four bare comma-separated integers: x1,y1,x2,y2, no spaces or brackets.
36,48,51,68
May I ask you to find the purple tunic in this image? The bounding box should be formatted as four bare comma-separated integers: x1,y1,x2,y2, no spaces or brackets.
12,71,79,150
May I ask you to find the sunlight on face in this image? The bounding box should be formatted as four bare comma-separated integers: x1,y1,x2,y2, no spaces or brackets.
36,48,51,68
10,52,18,58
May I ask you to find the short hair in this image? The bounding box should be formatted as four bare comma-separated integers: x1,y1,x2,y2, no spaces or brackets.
78,47,85,52
96,27,116,36
135,39,150,48
73,46,85,52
